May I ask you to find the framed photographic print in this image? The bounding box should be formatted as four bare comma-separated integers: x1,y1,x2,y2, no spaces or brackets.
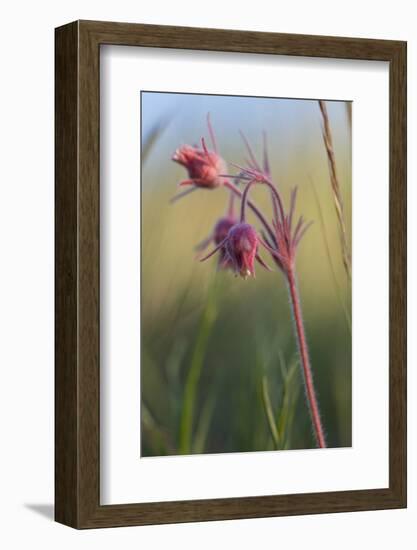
55,20,406,528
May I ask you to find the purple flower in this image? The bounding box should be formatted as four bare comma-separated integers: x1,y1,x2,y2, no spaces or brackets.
172,142,227,189
200,222,270,279
195,215,237,271
225,134,313,277
225,223,258,278
172,116,227,191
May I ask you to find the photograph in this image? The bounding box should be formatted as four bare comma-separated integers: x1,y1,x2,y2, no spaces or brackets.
140,91,352,457
0,1,409,542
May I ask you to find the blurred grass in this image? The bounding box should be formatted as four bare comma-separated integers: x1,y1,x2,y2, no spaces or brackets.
140,93,352,457
261,375,280,448
178,284,217,454
277,358,301,450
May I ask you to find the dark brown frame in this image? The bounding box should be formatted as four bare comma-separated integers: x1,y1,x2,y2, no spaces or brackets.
55,20,407,529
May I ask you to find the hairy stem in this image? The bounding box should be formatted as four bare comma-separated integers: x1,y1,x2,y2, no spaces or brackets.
287,267,326,448
224,180,275,242
240,179,257,222
227,186,236,217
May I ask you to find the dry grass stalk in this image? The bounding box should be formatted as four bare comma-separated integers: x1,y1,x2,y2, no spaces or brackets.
318,100,351,279
310,177,351,333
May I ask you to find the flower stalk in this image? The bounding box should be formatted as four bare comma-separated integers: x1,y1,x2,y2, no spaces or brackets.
239,173,326,447
171,115,328,449
287,268,326,448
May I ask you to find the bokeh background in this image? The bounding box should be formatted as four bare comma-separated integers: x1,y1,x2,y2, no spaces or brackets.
140,91,352,457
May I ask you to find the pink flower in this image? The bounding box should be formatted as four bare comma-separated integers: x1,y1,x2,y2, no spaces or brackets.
195,215,237,271
226,223,258,278
172,141,227,189
200,222,270,279
226,134,313,277
213,216,236,270
213,216,235,245
171,115,228,193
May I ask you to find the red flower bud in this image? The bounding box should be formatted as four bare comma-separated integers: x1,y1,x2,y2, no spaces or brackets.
225,223,259,279
213,216,236,245
172,142,227,189
213,216,237,270
199,221,270,278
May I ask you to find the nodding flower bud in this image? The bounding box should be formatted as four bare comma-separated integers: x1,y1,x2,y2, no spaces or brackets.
213,216,236,245
225,222,259,279
200,221,270,278
172,144,227,189
213,216,237,270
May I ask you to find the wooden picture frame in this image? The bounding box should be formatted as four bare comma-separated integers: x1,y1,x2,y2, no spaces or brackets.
55,20,407,529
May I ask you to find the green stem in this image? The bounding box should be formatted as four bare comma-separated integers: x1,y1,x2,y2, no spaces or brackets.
261,375,280,449
178,292,217,454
